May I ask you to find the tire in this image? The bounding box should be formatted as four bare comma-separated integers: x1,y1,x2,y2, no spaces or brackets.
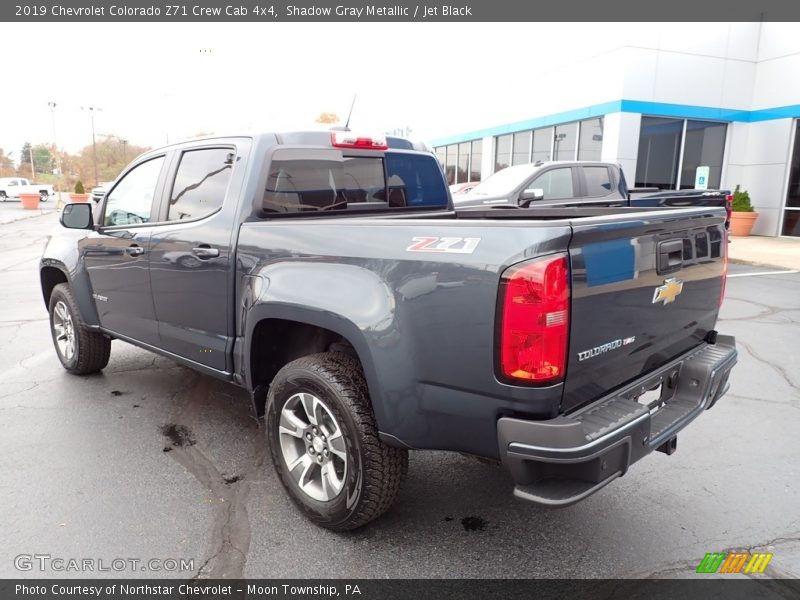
48,283,111,374
0,192,6,202
40,191,49,202
266,352,408,531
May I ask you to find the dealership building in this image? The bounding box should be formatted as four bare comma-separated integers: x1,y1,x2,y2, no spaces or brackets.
431,23,800,237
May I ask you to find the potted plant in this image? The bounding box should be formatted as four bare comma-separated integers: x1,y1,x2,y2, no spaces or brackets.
729,185,758,236
71,181,89,203
19,192,40,210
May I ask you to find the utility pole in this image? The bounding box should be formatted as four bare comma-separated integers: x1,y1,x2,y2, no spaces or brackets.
81,106,102,186
29,145,35,180
47,102,63,195
120,139,128,162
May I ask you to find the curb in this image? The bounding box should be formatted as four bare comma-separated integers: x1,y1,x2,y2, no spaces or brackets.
0,209,57,226
728,258,800,270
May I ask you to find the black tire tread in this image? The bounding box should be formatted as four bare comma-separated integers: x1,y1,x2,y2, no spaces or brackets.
49,283,111,374
269,352,408,531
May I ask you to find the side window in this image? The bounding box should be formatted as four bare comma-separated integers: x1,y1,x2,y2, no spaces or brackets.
530,168,574,200
168,148,233,221
9,180,18,186
103,157,164,227
584,166,613,196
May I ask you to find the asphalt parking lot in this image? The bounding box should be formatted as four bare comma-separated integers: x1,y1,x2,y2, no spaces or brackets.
1,211,798,580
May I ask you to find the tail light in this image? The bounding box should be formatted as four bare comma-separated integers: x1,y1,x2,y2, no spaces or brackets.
720,229,728,306
498,254,570,383
725,194,733,228
331,131,388,150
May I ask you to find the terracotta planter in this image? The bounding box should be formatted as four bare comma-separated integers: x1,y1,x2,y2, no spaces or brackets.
729,211,759,236
70,193,90,203
19,192,40,210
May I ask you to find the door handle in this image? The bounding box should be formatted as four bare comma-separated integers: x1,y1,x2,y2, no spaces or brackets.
192,246,220,259
126,245,145,257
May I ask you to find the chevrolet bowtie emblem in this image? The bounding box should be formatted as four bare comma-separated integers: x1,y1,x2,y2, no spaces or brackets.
653,277,684,305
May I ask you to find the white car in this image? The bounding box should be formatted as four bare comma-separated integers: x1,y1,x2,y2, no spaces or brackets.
0,177,55,202
90,182,114,203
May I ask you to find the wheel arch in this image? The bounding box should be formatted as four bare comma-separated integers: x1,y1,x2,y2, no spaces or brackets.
40,265,69,308
244,306,384,426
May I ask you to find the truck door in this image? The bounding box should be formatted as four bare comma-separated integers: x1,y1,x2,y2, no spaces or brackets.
80,155,167,345
147,146,237,371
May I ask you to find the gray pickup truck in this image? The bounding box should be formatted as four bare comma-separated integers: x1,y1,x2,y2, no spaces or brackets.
454,160,732,225
40,131,737,530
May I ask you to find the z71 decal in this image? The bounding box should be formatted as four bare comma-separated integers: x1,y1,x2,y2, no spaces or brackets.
406,237,481,254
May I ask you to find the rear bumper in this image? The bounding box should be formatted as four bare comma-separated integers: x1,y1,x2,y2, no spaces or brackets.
498,335,737,507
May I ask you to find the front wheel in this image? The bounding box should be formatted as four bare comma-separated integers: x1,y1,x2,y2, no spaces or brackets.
0,191,7,202
48,283,111,374
266,352,408,531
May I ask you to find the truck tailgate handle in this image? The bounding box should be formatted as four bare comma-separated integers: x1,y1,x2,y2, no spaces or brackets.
657,239,684,274
192,246,220,259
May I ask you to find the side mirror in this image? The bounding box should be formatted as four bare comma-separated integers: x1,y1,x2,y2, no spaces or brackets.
60,203,94,230
519,188,544,207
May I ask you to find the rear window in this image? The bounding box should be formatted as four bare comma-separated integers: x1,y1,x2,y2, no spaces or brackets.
262,149,447,214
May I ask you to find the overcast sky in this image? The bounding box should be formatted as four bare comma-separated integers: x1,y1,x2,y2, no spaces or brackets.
1,22,633,160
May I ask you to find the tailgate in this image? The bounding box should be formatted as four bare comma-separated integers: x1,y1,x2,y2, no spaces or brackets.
562,208,727,412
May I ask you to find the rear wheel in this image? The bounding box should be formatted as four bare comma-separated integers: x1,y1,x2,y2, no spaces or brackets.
266,352,408,530
48,283,111,374
0,191,6,202
39,191,49,202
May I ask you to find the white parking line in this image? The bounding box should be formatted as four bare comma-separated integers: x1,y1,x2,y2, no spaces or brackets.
728,270,799,278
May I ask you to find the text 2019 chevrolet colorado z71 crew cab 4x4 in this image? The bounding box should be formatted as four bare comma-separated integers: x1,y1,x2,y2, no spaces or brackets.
41,131,736,530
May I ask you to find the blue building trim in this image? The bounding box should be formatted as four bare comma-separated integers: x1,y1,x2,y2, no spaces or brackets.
430,100,800,147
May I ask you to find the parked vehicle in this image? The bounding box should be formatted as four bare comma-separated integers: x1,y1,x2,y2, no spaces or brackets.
89,182,113,204
0,177,55,202
41,131,736,530
454,161,732,225
449,181,481,195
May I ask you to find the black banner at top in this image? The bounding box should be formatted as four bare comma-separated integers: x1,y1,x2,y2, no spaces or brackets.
3,0,800,22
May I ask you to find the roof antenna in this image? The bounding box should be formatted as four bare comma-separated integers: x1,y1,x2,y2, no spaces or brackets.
343,94,357,131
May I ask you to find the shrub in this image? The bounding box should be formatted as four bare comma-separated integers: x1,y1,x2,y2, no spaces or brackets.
732,184,754,212
74,180,85,194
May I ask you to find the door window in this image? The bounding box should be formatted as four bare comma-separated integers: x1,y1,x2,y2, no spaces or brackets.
530,168,574,200
584,166,613,196
103,157,165,226
168,148,234,221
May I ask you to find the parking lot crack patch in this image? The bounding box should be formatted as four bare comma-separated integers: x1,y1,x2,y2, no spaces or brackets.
737,339,800,394
162,378,256,579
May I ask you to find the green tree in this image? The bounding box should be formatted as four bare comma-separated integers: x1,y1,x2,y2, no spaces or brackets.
33,145,54,175
19,142,33,176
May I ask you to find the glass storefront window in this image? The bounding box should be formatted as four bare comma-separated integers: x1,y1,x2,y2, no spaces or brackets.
470,139,482,182
512,131,532,166
554,122,577,160
680,120,726,190
532,127,552,162
782,121,800,236
445,144,457,185
457,142,470,184
495,134,512,172
636,117,683,189
578,117,604,161
435,147,446,170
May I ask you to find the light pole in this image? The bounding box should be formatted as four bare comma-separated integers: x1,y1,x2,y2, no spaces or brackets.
81,106,102,186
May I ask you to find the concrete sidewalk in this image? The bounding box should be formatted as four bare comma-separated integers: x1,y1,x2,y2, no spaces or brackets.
728,235,800,270
0,192,67,224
